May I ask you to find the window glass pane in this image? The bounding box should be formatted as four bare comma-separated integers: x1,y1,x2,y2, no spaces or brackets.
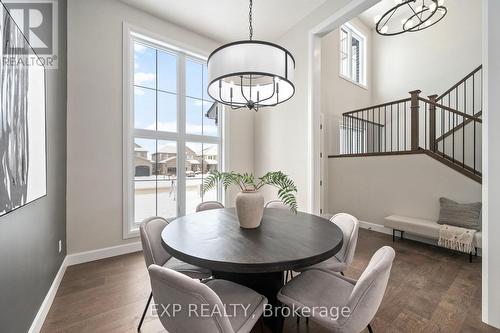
134,87,156,130
158,91,177,132
155,140,178,219
134,42,156,89
203,100,219,136
201,143,219,202
134,138,156,223
184,142,219,214
351,36,360,83
134,181,156,223
158,51,177,93
186,59,203,99
185,142,203,214
186,97,203,135
202,64,212,101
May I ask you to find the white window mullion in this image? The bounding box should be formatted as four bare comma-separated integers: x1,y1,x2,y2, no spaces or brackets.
177,53,187,217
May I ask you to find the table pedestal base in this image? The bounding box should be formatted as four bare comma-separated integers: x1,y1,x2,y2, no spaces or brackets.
212,271,285,333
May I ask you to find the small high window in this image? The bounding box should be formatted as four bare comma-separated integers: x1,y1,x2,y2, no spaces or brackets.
339,23,366,86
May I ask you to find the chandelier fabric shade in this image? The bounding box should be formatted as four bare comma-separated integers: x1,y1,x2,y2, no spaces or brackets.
206,0,295,111
207,41,295,110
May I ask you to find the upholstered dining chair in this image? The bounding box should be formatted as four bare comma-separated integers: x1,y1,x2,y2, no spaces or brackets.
295,213,359,276
264,200,288,209
278,246,396,333
138,217,212,331
148,264,268,333
196,201,225,212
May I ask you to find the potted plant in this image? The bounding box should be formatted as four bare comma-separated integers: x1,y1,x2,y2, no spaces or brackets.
202,171,298,229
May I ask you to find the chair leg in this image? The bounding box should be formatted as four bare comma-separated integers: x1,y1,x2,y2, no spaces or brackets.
469,251,473,263
475,247,478,257
138,291,153,332
306,317,309,325
367,323,374,333
297,315,300,324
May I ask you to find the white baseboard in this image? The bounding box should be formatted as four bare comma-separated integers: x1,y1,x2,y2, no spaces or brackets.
27,242,143,333
359,220,441,246
65,242,142,266
28,257,68,333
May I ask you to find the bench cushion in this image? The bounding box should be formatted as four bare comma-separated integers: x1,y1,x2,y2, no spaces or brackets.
384,215,482,249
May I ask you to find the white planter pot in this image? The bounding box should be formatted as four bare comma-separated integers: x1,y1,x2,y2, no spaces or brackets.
235,190,264,229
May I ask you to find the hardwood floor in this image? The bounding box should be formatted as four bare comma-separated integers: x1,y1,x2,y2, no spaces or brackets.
41,229,499,333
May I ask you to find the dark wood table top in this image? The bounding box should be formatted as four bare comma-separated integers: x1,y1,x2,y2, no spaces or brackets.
161,208,343,273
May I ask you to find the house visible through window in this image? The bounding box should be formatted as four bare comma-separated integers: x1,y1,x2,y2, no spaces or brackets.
339,23,366,86
124,32,222,237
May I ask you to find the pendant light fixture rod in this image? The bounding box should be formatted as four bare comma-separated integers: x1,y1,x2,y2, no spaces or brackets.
249,0,253,40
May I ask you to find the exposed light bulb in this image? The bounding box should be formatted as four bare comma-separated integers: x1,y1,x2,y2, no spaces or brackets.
381,25,389,34
429,2,437,11
374,14,382,23
275,76,280,83
229,81,234,88
438,0,444,5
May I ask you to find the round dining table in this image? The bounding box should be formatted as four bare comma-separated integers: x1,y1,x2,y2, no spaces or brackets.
161,207,343,333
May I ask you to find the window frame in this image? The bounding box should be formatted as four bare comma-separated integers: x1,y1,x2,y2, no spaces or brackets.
339,23,367,88
123,23,224,239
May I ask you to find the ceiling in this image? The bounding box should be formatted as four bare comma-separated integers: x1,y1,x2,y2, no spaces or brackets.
359,0,400,29
119,0,327,43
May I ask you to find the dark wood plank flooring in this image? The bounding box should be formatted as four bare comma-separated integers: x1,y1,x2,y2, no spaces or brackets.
41,229,499,333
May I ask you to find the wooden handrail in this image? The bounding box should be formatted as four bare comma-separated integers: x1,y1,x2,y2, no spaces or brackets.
418,97,482,123
343,113,384,127
342,98,411,115
437,65,482,101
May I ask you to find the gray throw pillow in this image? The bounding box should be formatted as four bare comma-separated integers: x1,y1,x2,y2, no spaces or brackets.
438,197,482,230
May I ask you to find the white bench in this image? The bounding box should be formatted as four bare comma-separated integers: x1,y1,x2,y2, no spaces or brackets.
384,215,481,262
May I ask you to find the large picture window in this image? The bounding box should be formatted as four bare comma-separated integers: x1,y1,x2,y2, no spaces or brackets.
124,29,222,237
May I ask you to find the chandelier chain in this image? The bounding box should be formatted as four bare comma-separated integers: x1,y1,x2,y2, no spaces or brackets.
249,0,253,40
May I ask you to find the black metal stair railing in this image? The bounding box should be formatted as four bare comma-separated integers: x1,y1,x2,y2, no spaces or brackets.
335,66,483,183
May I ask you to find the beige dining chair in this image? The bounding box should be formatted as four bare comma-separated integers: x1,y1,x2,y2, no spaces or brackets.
278,246,396,333
196,201,225,212
264,200,288,209
295,213,359,276
149,264,267,333
138,216,212,331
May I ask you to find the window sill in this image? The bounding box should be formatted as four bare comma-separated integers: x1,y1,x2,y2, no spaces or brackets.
339,74,368,90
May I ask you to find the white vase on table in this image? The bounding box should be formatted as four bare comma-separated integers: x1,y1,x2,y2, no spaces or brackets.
235,190,264,228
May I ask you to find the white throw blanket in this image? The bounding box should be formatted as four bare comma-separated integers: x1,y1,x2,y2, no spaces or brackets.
438,224,476,253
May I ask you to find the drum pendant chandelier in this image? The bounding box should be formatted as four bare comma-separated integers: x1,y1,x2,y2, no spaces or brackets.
207,0,295,111
374,0,447,36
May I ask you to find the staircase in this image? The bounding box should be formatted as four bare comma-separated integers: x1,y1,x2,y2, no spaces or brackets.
335,65,483,183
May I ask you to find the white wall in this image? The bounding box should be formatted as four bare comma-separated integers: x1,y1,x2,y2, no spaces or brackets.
67,0,253,254
482,0,500,328
328,154,481,225
372,0,482,103
254,0,352,209
321,17,372,156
